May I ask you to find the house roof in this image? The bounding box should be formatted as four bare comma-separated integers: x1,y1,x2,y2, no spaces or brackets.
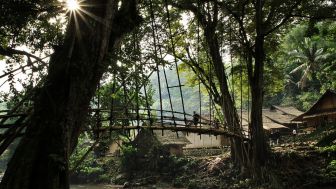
271,105,303,117
262,116,289,130
263,108,299,125
238,108,290,131
133,129,191,147
292,90,336,122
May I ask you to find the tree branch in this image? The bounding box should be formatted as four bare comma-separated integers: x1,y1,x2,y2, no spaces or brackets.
185,49,215,93
0,46,48,66
264,0,302,36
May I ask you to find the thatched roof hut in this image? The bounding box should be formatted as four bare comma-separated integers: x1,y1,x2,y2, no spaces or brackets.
239,110,287,131
292,90,336,127
265,105,303,128
270,105,303,117
239,105,303,132
132,129,191,156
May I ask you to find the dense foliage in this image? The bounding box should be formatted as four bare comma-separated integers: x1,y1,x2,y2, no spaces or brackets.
274,21,336,110
0,0,335,188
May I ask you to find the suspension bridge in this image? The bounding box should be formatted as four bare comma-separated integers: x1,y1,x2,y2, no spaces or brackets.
0,0,251,158
0,106,248,157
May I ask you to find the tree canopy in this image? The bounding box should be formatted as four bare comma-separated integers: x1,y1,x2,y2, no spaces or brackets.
0,0,335,188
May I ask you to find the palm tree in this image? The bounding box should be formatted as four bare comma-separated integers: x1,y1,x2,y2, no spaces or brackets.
289,38,329,89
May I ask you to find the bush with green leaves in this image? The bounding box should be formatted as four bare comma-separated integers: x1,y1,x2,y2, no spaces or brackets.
69,134,106,183
327,160,336,177
120,144,138,172
320,145,336,157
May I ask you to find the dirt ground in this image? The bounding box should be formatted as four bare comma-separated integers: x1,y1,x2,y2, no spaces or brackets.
111,141,335,189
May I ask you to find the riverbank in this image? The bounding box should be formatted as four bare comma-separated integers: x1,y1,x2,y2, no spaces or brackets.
70,125,336,188
71,147,335,189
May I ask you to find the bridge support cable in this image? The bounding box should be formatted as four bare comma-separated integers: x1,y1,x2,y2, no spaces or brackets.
70,139,100,174
109,74,116,133
121,75,133,137
239,55,244,135
196,1,204,140
228,20,237,135
0,90,36,155
164,0,187,128
245,53,251,138
149,0,163,130
210,70,214,125
142,71,152,126
209,62,215,139
203,51,227,128
0,92,33,125
0,113,29,156
130,33,153,128
93,82,110,139
150,9,177,129
133,32,141,131
197,0,202,130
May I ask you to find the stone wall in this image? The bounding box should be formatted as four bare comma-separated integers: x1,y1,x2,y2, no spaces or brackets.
183,147,225,157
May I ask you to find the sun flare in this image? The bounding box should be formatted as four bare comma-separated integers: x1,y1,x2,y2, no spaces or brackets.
66,0,80,11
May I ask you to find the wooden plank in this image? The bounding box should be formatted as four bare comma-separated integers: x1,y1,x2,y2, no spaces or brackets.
96,125,248,140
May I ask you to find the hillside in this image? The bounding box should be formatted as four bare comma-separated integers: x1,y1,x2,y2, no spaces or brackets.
150,67,211,116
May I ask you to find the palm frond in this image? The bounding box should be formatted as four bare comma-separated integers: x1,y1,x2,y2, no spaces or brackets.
290,64,306,74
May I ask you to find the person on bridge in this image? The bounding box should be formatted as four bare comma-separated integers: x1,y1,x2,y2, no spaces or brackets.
213,118,220,129
193,111,200,126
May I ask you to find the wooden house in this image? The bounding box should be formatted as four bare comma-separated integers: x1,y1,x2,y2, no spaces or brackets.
265,105,303,130
240,105,303,134
107,140,122,156
292,90,336,128
184,133,229,149
182,114,230,148
132,129,191,156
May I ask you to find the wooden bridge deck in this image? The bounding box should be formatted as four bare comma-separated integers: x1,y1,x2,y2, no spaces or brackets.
0,108,249,156
104,125,246,139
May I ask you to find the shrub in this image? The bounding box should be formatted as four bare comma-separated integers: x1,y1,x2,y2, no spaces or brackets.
120,144,138,172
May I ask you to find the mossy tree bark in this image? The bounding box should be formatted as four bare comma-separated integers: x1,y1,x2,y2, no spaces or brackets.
170,1,249,168
248,0,268,174
0,1,141,189
203,20,248,168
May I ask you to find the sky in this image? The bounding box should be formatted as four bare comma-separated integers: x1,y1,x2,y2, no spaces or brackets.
0,0,232,99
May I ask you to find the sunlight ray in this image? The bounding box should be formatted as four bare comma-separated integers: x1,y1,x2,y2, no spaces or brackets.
79,8,105,24
73,11,82,41
76,11,93,31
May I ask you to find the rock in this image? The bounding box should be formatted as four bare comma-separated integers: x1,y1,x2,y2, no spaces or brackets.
123,181,130,188
207,157,223,173
116,174,126,180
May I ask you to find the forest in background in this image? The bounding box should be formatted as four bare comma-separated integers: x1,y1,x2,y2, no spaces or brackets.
0,0,335,188
154,20,336,112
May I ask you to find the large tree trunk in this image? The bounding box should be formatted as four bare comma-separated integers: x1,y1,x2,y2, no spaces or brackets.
249,0,268,175
167,1,249,168
250,35,267,171
204,24,248,168
0,1,140,188
248,43,268,177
